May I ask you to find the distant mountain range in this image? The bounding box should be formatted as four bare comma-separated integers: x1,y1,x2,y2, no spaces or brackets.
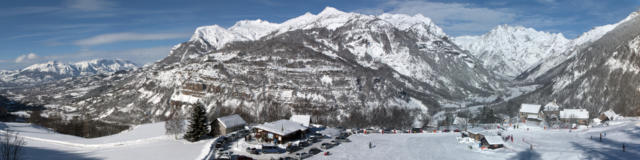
0,59,137,87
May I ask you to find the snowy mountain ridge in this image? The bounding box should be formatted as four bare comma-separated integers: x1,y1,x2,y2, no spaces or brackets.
454,25,570,78
455,11,640,81
189,7,446,51
0,59,137,86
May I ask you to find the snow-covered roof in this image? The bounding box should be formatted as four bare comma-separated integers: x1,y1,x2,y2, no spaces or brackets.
543,102,560,111
484,136,504,145
254,119,308,136
601,109,621,120
520,104,541,113
560,109,589,119
453,117,468,125
216,114,246,128
289,115,311,127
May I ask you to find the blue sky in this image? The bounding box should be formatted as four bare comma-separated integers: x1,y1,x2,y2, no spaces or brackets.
1,0,638,70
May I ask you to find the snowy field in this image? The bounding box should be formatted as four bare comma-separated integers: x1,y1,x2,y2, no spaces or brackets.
312,120,640,160
0,122,213,160
1,119,639,160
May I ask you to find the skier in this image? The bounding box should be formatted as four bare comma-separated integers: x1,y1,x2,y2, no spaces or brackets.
623,143,626,152
369,141,372,149
604,132,607,137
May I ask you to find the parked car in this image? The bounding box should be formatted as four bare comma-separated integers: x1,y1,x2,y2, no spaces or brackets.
215,141,224,148
443,129,450,132
246,147,259,155
286,145,301,153
321,143,333,149
295,152,311,159
309,148,322,155
299,140,310,147
454,129,461,132
330,140,340,145
261,145,283,154
235,155,254,160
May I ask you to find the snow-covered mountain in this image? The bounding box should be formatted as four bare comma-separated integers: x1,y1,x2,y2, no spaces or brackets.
0,59,137,86
454,25,570,79
509,10,640,116
2,7,502,127
516,11,640,82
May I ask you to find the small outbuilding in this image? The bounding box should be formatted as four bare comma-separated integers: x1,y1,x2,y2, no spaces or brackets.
519,104,543,123
598,109,622,122
559,109,589,125
216,114,247,136
254,119,308,144
481,136,505,149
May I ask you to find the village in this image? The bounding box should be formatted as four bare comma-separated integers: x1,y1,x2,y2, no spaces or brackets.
203,101,629,160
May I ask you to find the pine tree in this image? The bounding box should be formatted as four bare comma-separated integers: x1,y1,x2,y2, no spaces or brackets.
184,103,209,142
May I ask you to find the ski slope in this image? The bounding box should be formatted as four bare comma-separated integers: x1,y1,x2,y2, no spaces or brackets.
311,119,640,160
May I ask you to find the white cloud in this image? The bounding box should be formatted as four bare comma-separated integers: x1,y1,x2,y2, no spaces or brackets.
65,0,115,11
15,53,40,63
74,32,190,46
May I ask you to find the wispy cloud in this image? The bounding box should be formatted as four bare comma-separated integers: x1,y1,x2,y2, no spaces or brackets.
15,53,40,63
74,32,190,46
64,0,115,11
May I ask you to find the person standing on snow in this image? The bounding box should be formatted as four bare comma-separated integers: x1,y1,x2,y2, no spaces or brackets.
600,133,602,142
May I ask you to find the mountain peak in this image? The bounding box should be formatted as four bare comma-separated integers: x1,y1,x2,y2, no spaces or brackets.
318,6,345,16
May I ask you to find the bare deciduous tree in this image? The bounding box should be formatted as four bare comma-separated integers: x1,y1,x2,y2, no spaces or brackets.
0,130,26,160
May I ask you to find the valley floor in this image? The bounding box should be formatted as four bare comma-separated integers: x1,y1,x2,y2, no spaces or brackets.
1,119,639,160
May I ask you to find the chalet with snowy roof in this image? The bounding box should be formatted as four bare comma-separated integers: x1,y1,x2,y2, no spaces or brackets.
543,101,561,120
215,114,246,136
289,115,311,127
254,119,308,144
519,104,543,123
598,109,622,122
481,136,505,149
559,109,589,125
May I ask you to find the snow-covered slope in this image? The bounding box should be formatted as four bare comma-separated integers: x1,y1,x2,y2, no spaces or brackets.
0,59,137,86
454,25,570,79
512,10,640,116
516,11,640,82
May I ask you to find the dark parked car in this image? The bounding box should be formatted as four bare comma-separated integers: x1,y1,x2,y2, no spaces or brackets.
286,145,301,153
454,129,461,132
246,147,259,155
235,155,254,160
443,129,450,132
261,145,283,154
215,141,224,148
309,148,322,155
